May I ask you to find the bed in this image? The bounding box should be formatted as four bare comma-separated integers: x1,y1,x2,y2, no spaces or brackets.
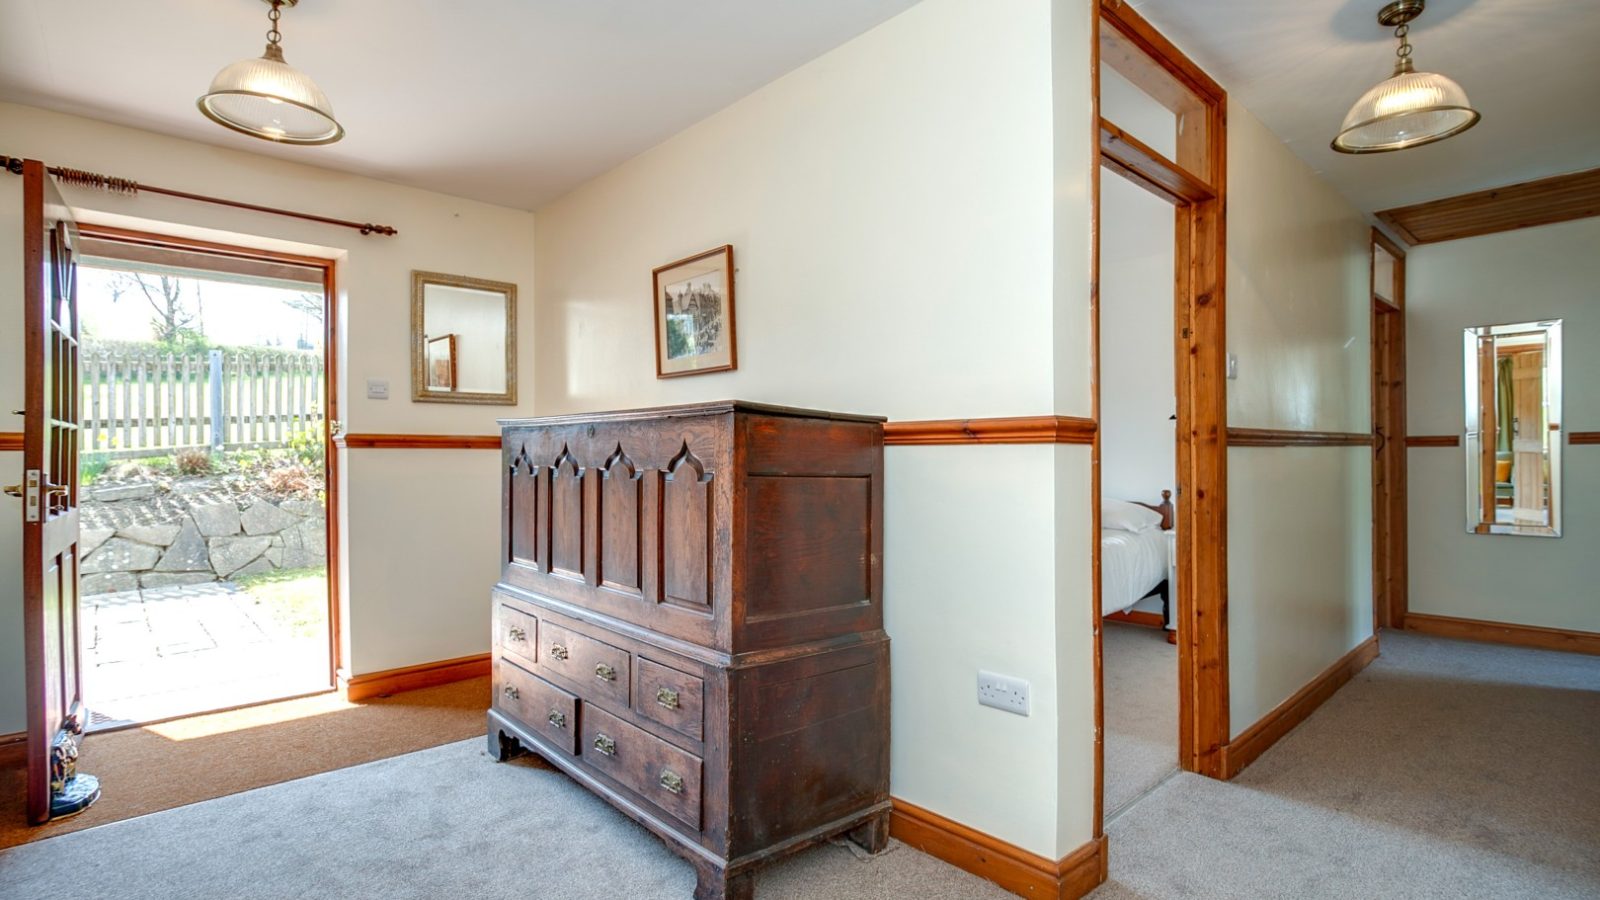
1101,491,1175,640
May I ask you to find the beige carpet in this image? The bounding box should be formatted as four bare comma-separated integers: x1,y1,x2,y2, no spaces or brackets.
0,677,488,849
1094,631,1600,898
1102,622,1178,818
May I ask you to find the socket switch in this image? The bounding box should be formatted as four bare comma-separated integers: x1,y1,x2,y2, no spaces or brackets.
977,669,1030,716
366,378,390,400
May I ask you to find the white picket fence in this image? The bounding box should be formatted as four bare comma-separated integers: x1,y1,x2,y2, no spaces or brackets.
81,345,325,458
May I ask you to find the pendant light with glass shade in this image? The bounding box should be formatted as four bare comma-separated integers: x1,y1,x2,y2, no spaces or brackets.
198,0,344,145
1332,0,1479,154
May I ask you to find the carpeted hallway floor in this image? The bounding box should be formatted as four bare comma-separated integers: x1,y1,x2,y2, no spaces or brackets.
0,632,1594,898
1101,622,1177,818
1094,631,1600,898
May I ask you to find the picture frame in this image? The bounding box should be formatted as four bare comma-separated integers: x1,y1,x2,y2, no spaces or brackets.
653,244,736,378
426,333,457,391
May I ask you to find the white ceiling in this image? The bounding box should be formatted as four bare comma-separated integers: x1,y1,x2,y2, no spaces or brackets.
1129,0,1600,212
0,0,919,210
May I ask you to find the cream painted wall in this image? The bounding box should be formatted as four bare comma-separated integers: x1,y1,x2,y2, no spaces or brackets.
1406,218,1600,633
533,0,1097,859
1223,103,1374,737
1100,172,1176,502
0,102,539,732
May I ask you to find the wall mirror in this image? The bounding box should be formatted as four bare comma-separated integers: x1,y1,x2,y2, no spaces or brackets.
411,271,517,404
1462,319,1562,537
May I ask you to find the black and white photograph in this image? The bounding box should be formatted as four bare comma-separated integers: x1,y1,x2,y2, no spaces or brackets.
652,244,736,377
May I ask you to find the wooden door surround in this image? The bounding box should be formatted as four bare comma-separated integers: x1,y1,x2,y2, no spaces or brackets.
1371,229,1408,631
1095,0,1231,821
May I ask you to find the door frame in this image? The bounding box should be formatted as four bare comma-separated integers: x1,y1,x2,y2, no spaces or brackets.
72,223,343,689
1092,0,1231,833
1370,228,1408,630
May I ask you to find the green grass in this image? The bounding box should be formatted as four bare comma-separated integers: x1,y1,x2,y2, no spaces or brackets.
234,566,329,639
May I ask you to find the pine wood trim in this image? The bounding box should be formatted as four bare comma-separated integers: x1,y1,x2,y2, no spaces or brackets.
1569,432,1600,446
1404,613,1600,656
883,416,1096,446
1405,434,1460,448
338,652,491,702
0,731,25,769
1226,428,1373,447
1099,120,1214,204
889,799,1107,899
1221,636,1378,778
1105,609,1163,628
1375,167,1600,246
0,432,21,452
334,433,501,450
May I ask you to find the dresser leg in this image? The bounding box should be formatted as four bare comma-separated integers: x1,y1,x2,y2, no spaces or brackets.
487,726,523,762
846,808,892,854
693,863,753,900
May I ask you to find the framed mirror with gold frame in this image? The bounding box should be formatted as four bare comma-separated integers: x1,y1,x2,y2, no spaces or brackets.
1462,319,1562,537
411,270,517,405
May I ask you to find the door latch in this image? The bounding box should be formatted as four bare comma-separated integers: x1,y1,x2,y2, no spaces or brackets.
6,469,43,522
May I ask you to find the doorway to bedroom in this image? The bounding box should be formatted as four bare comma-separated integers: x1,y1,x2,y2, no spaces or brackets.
1098,151,1180,821
1092,0,1230,830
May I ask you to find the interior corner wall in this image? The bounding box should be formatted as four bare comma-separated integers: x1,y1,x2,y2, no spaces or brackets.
1405,217,1600,633
532,0,1097,860
1223,103,1373,737
0,101,539,735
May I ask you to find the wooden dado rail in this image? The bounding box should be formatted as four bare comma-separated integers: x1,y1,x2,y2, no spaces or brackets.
883,415,1096,445
334,433,499,450
1405,435,1459,448
0,432,20,452
1226,428,1372,447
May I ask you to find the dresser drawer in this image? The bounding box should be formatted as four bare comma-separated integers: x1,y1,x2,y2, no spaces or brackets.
498,604,538,669
635,657,704,742
495,659,578,755
539,620,631,710
581,704,703,831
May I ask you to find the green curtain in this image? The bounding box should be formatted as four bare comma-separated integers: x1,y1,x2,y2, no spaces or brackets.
1496,357,1514,457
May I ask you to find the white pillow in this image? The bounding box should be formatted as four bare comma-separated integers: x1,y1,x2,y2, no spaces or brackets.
1103,499,1163,533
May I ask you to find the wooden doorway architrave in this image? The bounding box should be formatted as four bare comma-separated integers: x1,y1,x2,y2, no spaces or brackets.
1370,228,1408,632
1092,0,1230,835
71,223,343,691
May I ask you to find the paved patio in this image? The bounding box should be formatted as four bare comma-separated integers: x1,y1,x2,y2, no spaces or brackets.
84,580,331,727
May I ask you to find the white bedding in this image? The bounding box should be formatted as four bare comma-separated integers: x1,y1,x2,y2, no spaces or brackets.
1100,527,1169,616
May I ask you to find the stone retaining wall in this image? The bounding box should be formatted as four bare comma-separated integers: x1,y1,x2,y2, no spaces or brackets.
80,491,326,595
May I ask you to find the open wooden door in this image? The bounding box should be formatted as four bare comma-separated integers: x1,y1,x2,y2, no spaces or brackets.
16,159,99,823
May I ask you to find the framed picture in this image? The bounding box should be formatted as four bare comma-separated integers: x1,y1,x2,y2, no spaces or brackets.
426,333,457,391
654,244,736,378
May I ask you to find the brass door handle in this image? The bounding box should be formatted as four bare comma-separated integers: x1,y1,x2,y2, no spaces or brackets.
592,734,617,756
2,484,20,499
655,687,680,710
659,770,684,795
549,644,568,661
594,663,617,682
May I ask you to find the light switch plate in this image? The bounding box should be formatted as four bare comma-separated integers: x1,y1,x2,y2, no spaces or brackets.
977,670,1030,716
1226,353,1239,380
366,378,389,399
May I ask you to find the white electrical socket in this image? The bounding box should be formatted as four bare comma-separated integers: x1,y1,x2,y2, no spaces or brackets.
366,378,389,400
977,670,1030,716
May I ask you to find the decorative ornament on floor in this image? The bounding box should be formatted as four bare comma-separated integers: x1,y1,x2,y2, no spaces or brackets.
198,0,344,145
1332,0,1480,154
49,717,101,819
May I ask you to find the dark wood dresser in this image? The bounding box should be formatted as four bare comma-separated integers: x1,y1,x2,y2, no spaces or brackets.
487,401,889,899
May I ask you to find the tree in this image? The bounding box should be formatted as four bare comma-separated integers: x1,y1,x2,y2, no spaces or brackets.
111,272,201,344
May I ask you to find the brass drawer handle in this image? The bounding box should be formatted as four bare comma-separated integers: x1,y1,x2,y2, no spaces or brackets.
659,769,684,795
502,685,520,701
592,734,617,756
655,687,680,710
549,644,568,661
594,663,617,682
507,626,527,642
547,711,567,729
